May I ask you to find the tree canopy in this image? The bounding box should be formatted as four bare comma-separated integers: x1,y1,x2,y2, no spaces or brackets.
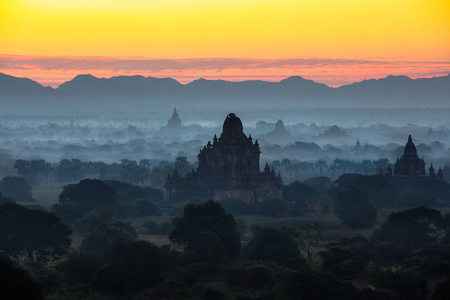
336,186,377,229
0,203,72,262
54,179,118,221
0,176,34,202
243,227,300,264
373,207,445,248
169,200,240,257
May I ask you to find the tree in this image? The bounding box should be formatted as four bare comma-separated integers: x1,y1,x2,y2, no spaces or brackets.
294,224,322,266
0,203,72,262
243,227,300,264
120,159,149,185
55,250,102,284
319,247,366,280
54,179,117,221
104,180,164,203
91,240,162,294
0,192,14,204
170,200,240,257
315,160,328,176
336,186,377,228
373,207,444,249
0,252,43,299
80,222,137,255
334,173,397,208
193,231,226,264
14,159,39,185
0,176,34,202
276,268,346,300
283,181,315,204
54,159,83,184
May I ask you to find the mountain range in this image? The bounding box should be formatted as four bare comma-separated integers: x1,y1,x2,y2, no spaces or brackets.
1,72,449,113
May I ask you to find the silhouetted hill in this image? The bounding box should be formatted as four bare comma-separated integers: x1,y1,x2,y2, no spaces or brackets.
57,74,183,100
184,76,332,105
336,74,450,107
0,73,449,113
0,73,53,97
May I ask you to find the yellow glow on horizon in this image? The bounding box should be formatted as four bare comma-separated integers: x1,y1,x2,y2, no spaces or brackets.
1,0,449,61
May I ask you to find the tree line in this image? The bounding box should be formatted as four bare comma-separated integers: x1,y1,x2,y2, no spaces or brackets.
13,157,195,188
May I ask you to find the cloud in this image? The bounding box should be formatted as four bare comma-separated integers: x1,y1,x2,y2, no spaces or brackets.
1,54,449,88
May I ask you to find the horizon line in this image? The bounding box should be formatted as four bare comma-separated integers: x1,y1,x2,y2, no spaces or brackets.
1,54,450,88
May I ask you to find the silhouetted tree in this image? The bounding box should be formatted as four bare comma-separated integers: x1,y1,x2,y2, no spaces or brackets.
80,222,137,255
336,186,377,228
293,224,322,265
0,252,43,299
170,200,240,257
54,159,83,184
55,250,102,284
0,203,71,262
315,160,328,176
91,240,162,294
243,227,300,264
373,207,444,249
0,176,34,202
193,231,226,264
283,181,315,204
54,179,117,221
319,247,366,280
0,191,14,204
334,173,397,208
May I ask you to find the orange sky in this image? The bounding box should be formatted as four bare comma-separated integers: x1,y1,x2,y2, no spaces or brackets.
1,0,449,87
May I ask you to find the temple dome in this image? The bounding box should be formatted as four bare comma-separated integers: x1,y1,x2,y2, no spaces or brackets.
403,134,417,156
222,113,243,135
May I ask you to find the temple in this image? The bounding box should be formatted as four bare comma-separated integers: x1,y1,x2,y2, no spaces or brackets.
394,135,426,177
389,134,444,181
163,108,182,130
165,113,283,204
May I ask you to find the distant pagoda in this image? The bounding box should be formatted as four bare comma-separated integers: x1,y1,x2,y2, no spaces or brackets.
164,108,182,130
165,113,283,204
393,135,426,177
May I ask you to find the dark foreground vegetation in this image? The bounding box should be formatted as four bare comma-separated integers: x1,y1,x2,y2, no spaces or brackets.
2,186,450,299
1,153,450,299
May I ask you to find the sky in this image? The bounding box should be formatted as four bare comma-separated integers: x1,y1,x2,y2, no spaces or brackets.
1,0,449,87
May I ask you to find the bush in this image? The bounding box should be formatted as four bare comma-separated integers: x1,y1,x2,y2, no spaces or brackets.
336,186,377,229
367,267,428,300
0,252,43,299
80,222,137,255
276,269,343,300
55,250,102,284
243,227,300,264
319,247,366,280
242,265,275,289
